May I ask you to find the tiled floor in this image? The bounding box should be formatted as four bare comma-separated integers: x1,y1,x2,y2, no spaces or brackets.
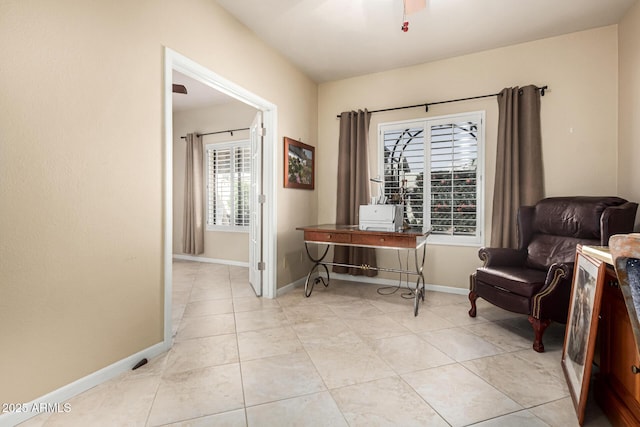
20,260,612,426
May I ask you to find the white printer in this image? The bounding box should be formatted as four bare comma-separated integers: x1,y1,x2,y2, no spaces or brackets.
358,204,404,232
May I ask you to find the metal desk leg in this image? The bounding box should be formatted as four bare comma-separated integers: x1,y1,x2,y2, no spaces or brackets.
413,243,427,316
303,242,330,297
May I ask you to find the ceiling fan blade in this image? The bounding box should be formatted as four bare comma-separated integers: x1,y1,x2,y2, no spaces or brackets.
172,84,187,94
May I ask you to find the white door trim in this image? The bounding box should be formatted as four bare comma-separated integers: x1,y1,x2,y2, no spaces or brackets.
163,47,278,345
249,111,264,296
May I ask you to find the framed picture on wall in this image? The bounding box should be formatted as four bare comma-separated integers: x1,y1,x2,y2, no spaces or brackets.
561,245,606,425
284,137,315,190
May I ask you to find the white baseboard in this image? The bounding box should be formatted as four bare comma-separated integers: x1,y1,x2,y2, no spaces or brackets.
277,272,468,297
172,254,249,268
277,276,307,297
0,341,170,427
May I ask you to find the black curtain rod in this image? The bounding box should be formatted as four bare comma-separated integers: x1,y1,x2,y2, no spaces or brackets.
335,85,548,118
180,127,250,139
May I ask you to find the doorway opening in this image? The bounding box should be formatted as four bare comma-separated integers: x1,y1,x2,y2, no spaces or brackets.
163,48,277,345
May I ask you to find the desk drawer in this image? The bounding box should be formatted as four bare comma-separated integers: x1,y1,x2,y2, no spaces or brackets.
305,231,352,244
351,233,415,248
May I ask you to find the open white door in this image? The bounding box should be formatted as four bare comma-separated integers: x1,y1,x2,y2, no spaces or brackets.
249,111,264,296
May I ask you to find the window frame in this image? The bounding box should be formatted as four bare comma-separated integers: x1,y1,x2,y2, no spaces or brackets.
205,139,251,233
377,111,485,246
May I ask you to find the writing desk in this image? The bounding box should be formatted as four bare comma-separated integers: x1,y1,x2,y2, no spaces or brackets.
296,224,430,315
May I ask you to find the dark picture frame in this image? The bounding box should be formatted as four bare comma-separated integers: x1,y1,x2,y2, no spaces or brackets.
561,245,606,425
284,137,314,190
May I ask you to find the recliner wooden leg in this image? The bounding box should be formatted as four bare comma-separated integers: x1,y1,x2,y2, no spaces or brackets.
468,291,478,317
528,316,551,352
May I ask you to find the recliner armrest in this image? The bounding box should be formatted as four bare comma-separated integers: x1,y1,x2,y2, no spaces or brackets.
478,247,527,267
601,202,639,245
545,262,574,286
532,261,575,323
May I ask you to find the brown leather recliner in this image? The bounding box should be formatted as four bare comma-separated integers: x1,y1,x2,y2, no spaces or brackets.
469,196,638,352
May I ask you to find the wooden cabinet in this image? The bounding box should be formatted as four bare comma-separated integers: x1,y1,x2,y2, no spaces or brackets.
595,265,640,426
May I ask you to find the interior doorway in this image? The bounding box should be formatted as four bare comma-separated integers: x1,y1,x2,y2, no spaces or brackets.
163,48,277,345
171,70,258,280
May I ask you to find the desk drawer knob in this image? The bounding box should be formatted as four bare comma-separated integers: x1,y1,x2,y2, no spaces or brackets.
327,234,332,239
380,238,385,242
632,365,640,375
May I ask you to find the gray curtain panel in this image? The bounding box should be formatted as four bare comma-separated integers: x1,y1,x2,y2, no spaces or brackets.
491,85,545,248
333,110,377,276
182,133,205,255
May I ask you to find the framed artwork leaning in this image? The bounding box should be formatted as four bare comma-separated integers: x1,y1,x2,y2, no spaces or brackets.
561,245,606,425
284,137,314,190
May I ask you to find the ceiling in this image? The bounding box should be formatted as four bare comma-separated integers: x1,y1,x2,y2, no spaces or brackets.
172,71,235,112
216,0,637,83
174,0,636,110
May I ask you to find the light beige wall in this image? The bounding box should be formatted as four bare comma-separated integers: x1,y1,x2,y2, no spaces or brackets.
318,26,619,289
0,0,317,404
173,101,257,263
276,127,318,287
618,0,640,226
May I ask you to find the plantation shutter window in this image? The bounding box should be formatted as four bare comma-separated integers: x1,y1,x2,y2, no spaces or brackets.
379,112,484,245
429,119,480,237
381,125,426,227
206,140,251,231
